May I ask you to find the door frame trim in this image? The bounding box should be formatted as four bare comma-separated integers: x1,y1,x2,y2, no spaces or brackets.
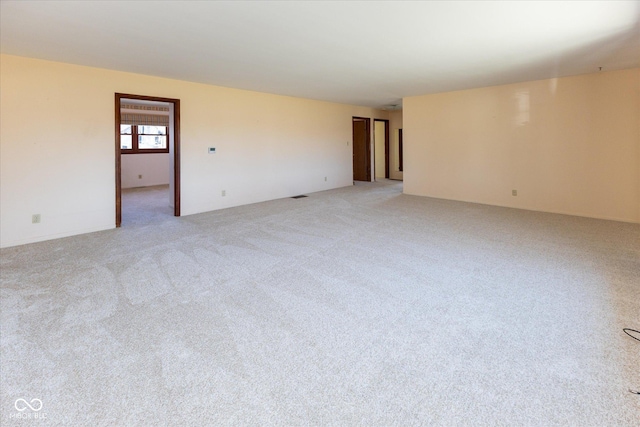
115,93,181,227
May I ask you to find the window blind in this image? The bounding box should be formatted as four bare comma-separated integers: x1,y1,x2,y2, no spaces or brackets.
120,104,169,127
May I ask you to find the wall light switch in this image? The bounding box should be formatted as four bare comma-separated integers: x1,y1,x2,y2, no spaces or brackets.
208,147,216,154
512,190,518,196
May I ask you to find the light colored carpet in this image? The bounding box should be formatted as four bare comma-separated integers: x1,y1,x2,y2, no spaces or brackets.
1,180,639,426
121,184,173,227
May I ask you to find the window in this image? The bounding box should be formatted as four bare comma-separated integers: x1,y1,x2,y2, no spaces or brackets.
120,124,168,153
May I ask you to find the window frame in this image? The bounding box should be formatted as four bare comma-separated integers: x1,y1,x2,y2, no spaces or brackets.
120,124,169,154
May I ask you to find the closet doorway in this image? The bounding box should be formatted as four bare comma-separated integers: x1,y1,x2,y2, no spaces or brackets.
374,119,389,180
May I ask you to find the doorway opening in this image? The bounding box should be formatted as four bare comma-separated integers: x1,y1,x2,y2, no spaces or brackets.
352,117,371,182
115,93,181,227
374,119,390,180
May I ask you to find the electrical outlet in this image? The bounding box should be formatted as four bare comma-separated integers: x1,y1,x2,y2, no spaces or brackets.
512,190,518,196
32,214,41,224
138,175,142,179
221,190,226,197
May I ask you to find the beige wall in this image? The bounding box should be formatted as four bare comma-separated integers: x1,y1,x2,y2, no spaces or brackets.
388,110,403,181
121,153,170,189
404,69,640,223
0,54,386,247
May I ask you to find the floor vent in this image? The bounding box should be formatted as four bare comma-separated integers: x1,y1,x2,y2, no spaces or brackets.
291,195,308,199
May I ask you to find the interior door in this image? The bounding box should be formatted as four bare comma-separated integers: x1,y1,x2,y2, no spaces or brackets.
352,118,370,181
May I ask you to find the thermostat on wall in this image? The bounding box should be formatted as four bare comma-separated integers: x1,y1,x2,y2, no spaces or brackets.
208,147,216,154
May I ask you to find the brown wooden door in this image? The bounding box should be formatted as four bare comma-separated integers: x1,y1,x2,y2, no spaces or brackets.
352,118,370,181
398,128,403,172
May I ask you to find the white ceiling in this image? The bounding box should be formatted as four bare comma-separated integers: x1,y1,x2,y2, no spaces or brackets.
1,1,638,109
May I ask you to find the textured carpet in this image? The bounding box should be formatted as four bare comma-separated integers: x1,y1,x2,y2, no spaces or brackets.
121,184,174,227
1,181,639,426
